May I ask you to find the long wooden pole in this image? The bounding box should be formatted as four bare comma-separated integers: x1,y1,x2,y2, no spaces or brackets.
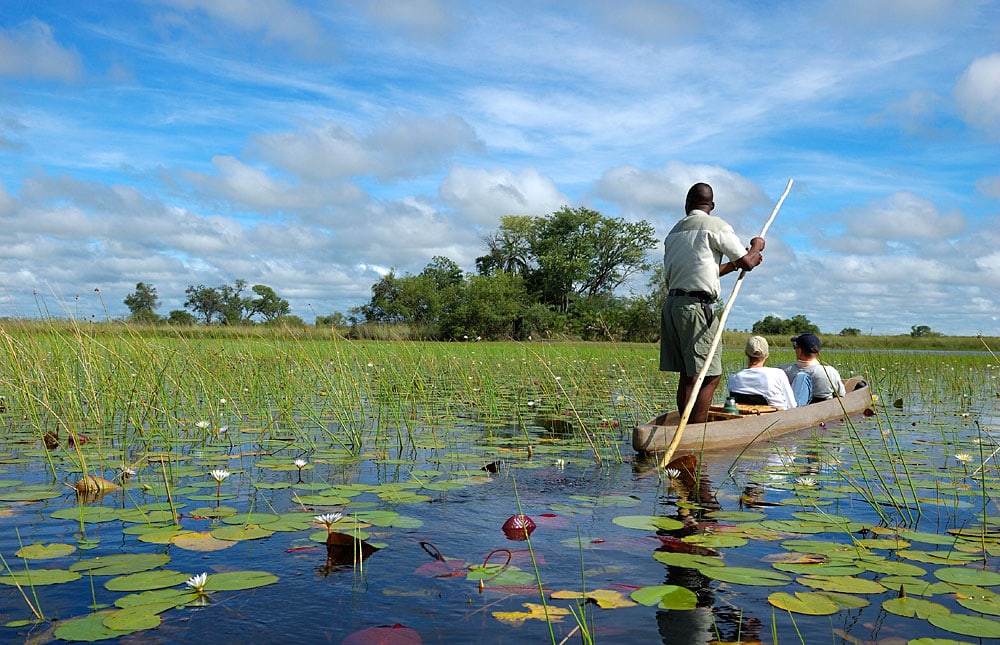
657,178,794,469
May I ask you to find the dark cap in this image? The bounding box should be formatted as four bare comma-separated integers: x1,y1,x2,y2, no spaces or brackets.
791,333,821,353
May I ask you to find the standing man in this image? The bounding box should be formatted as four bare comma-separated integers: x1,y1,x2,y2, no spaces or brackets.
661,182,765,423
780,333,845,405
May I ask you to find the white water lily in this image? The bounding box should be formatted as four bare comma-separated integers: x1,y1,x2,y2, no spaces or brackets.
209,469,231,483
119,465,136,478
795,476,817,487
185,572,208,593
315,512,343,529
664,468,681,480
294,458,308,468
555,458,565,470
194,420,210,430
955,453,972,463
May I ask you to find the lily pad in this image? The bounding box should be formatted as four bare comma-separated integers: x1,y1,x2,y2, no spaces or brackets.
928,613,1000,638
0,568,82,586
551,588,637,609
115,587,198,609
492,602,569,626
882,597,951,619
170,531,237,552
935,567,1000,587
768,591,841,615
682,534,747,548
699,566,792,586
102,606,162,632
15,542,77,560
652,552,725,569
210,524,275,541
53,611,130,642
203,570,279,591
797,575,887,594
612,515,684,531
70,553,171,576
105,570,190,592
630,585,698,610
956,592,1000,616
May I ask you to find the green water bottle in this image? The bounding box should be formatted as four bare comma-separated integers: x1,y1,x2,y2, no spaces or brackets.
723,397,739,415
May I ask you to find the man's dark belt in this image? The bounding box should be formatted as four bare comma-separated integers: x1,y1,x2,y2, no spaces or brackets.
668,289,716,326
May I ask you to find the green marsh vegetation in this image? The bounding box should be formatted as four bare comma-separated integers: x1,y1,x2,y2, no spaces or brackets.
0,319,999,642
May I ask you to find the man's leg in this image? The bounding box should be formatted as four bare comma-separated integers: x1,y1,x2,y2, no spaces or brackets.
791,372,812,407
678,374,721,423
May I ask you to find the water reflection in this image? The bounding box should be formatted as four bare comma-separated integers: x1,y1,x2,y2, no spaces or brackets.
651,457,763,644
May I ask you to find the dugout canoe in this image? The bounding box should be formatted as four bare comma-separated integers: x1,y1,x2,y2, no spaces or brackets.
633,376,873,454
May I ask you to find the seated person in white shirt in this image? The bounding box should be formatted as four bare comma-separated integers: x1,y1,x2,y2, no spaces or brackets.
727,336,797,409
780,333,846,406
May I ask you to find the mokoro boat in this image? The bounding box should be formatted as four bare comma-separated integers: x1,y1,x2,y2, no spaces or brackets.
633,376,872,453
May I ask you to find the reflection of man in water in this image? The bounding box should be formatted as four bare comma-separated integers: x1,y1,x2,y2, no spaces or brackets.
654,471,762,644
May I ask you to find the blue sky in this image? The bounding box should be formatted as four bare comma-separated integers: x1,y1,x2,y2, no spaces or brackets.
1,0,998,335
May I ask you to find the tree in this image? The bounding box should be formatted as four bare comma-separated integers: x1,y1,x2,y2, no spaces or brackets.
476,216,534,276
752,315,819,336
529,207,656,312
316,312,348,327
184,284,225,324
124,282,161,323
910,324,942,338
839,327,861,336
246,284,290,322
438,273,531,339
166,309,197,325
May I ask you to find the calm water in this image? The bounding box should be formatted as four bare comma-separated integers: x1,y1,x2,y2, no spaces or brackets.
1,380,999,644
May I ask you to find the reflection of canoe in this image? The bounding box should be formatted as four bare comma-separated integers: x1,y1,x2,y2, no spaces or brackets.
633,376,872,454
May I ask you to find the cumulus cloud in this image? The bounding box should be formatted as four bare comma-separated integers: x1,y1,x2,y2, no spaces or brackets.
0,20,83,81
586,0,702,44
976,175,1000,199
821,0,967,29
439,167,568,226
251,113,482,182
593,162,769,223
153,0,325,58
179,156,366,213
866,90,945,134
839,192,966,251
954,53,1000,136
0,179,14,216
360,0,458,42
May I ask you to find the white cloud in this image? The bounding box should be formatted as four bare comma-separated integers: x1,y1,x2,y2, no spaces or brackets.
955,53,1000,136
593,162,769,224
251,113,482,181
360,0,458,42
439,167,568,226
0,179,14,216
154,0,325,58
0,20,83,81
840,192,966,248
977,175,1000,199
179,156,366,212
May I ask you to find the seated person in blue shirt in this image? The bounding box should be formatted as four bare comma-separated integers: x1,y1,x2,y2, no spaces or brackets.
780,333,845,406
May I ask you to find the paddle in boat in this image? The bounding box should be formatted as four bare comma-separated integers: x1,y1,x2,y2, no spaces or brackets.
633,376,873,454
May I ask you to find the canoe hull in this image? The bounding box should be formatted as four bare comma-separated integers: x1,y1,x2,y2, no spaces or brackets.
632,376,872,453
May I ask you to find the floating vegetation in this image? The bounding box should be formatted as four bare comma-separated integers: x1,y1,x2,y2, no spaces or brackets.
0,325,998,641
